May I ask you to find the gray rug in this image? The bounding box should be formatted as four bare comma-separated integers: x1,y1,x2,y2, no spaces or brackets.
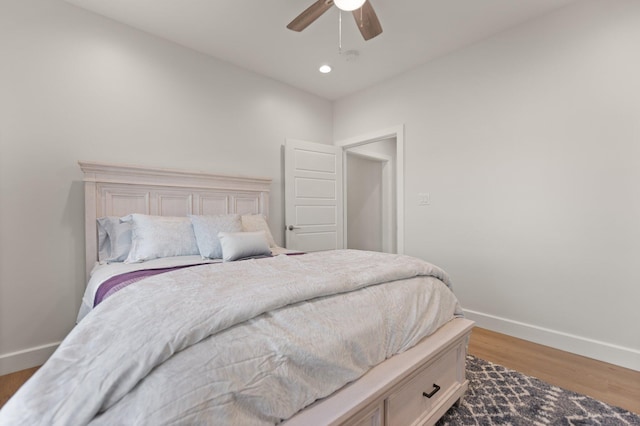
436,355,640,425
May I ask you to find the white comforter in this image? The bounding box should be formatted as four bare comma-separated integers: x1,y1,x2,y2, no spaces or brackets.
0,250,462,425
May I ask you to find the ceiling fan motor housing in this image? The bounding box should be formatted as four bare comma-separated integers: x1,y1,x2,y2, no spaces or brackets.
287,0,382,41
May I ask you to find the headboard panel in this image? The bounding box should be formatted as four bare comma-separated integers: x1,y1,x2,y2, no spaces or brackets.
79,161,272,280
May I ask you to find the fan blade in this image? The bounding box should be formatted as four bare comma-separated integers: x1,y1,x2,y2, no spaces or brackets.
352,0,382,41
287,0,334,32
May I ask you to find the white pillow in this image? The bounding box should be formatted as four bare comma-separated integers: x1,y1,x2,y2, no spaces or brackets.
241,214,277,248
218,231,271,262
189,214,243,259
97,216,132,263
122,214,199,263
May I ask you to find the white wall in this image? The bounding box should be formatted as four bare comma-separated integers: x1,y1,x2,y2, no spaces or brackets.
0,0,332,374
347,138,398,253
334,0,640,370
346,154,383,251
348,138,397,161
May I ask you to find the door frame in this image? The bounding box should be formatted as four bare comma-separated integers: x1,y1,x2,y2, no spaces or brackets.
335,125,404,254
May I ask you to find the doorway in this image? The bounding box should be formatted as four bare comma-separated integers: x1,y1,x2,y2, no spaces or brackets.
336,125,404,254
345,140,395,253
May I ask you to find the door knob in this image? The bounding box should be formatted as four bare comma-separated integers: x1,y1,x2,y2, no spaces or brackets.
287,225,301,231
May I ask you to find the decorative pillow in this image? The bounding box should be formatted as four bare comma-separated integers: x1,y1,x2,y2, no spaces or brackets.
122,214,199,263
241,214,277,248
218,231,271,262
189,214,243,259
97,216,132,263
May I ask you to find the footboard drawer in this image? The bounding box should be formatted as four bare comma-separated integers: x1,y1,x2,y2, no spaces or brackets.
385,347,459,426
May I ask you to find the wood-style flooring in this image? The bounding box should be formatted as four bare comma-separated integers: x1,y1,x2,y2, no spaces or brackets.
0,366,38,410
1,328,639,414
467,327,640,415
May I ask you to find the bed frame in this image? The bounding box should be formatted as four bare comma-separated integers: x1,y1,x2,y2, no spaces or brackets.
79,161,271,280
79,161,473,426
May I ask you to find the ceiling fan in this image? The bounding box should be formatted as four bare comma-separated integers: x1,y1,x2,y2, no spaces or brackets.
287,0,383,41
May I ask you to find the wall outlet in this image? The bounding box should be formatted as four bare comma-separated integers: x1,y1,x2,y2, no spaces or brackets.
418,192,430,206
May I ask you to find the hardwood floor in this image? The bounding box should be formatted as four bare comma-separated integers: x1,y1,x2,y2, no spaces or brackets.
467,327,640,415
1,328,639,415
0,366,38,409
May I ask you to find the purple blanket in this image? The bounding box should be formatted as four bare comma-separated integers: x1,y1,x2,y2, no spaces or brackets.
93,253,304,307
94,265,197,307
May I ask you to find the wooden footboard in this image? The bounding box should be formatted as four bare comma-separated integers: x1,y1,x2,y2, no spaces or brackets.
285,317,474,426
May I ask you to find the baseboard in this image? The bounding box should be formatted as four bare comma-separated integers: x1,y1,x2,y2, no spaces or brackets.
0,342,60,376
464,309,640,372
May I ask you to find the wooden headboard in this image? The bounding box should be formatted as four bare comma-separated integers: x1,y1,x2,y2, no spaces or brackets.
79,161,272,280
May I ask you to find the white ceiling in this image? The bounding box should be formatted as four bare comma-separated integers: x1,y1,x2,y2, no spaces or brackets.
64,0,578,100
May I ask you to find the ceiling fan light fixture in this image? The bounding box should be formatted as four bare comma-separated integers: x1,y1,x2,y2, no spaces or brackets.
287,0,381,41
334,0,366,12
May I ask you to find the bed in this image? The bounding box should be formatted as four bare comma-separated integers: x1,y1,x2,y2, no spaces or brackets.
0,161,473,426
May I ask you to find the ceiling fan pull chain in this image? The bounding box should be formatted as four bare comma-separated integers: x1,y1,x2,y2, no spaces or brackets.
338,11,343,54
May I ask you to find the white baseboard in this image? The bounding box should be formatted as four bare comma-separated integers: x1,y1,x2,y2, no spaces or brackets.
464,309,640,372
0,342,60,376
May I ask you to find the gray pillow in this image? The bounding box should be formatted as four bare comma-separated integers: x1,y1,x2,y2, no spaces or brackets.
189,214,243,259
122,214,199,263
97,216,132,263
218,231,271,262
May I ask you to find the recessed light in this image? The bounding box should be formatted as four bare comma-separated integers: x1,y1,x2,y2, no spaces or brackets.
319,64,332,74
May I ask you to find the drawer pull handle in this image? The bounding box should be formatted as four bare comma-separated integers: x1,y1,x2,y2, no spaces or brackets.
422,384,441,399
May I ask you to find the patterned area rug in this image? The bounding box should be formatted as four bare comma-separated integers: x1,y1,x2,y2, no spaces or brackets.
437,355,640,425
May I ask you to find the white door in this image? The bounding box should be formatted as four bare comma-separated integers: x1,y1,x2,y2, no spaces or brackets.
285,139,343,252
